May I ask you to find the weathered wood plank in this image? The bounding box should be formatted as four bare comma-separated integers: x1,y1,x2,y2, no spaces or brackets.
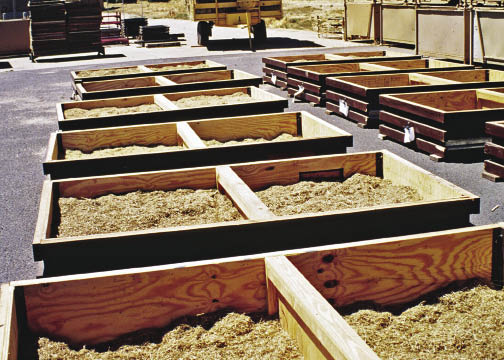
379,110,447,143
485,141,504,161
266,256,379,360
486,121,504,139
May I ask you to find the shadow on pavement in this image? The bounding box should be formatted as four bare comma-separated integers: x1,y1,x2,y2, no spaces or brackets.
0,61,12,69
206,37,324,51
34,53,126,63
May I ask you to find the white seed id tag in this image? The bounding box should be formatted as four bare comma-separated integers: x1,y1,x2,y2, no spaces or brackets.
404,126,415,143
271,74,277,85
292,85,305,103
339,99,349,117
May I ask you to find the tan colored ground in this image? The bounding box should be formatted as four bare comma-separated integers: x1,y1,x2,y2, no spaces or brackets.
256,173,422,216
344,284,504,360
76,67,144,78
150,63,210,71
38,312,303,360
63,104,162,119
172,92,253,108
203,133,299,147
57,189,242,237
65,144,184,159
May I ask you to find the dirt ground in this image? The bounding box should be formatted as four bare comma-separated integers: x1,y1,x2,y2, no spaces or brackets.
344,283,504,360
63,104,162,119
57,189,242,237
172,92,254,108
38,312,303,360
256,173,422,216
65,144,184,159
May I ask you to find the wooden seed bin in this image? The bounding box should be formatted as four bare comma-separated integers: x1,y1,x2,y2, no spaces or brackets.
3,223,504,359
57,86,288,131
483,120,504,181
70,60,227,83
325,69,504,128
43,111,353,179
262,50,421,90
379,88,504,162
286,59,472,106
33,150,479,277
73,69,263,100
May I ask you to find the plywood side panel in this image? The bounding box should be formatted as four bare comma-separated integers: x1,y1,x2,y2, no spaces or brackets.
382,150,476,200
289,226,494,307
57,167,218,198
60,95,156,112
0,284,18,360
188,113,298,141
230,153,377,191
23,258,267,346
82,77,157,92
61,123,179,152
382,6,416,44
300,112,351,138
166,70,232,84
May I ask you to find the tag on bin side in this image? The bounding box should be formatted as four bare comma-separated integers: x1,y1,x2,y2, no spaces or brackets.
404,126,415,143
271,74,277,85
339,99,349,117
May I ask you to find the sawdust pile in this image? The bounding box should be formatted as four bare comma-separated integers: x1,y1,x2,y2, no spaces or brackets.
65,144,184,159
256,173,422,216
77,67,144,78
57,189,242,237
151,63,210,71
38,312,303,360
203,133,299,147
172,92,253,108
64,104,162,119
344,284,504,360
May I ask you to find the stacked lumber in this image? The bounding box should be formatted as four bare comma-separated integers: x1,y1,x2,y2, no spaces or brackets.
122,17,148,37
66,0,102,51
262,51,420,90
325,69,504,128
378,88,504,162
137,25,185,47
483,120,504,181
28,0,67,56
288,59,471,106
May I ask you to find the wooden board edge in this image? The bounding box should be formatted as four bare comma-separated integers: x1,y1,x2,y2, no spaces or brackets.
33,180,54,245
0,284,17,360
176,122,206,149
265,256,379,360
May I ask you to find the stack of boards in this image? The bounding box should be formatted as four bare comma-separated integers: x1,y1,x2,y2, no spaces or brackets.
262,51,504,171
28,0,103,60
138,25,186,47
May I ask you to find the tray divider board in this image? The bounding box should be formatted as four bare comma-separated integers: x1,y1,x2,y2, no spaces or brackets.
137,65,153,73
265,256,379,360
154,94,179,110
176,122,206,149
155,76,178,86
0,284,18,360
216,166,275,220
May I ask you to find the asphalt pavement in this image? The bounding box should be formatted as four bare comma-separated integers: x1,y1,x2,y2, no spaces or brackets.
1,25,503,283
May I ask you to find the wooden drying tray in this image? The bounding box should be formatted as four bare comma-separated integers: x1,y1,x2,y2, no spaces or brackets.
262,50,421,89
483,120,504,181
70,60,227,83
325,69,504,128
286,59,473,106
33,150,479,277
73,69,263,100
379,88,504,161
43,111,353,179
4,223,504,359
57,86,288,131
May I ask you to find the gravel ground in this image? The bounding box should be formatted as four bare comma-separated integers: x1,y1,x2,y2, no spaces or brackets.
0,28,503,283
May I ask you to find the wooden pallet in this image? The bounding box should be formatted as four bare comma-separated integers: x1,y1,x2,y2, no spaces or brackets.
286,59,473,106
3,224,503,359
43,111,352,179
73,69,262,100
71,60,226,83
379,88,504,162
261,50,421,89
483,120,504,181
325,69,504,128
58,86,288,131
33,150,478,276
